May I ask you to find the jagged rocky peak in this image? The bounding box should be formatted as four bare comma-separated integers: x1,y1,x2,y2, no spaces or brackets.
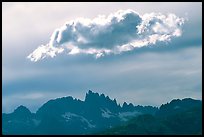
122,102,128,107
122,102,134,107
88,89,93,94
86,89,98,96
122,102,135,111
85,90,102,102
113,98,117,104
13,105,31,115
85,90,114,102
85,90,119,109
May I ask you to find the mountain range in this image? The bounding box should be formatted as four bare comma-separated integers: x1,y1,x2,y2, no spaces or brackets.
2,90,202,135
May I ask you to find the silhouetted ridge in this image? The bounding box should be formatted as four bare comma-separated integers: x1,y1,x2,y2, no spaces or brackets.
36,96,84,117
85,90,120,112
122,102,135,111
2,90,201,135
156,98,202,116
13,105,31,116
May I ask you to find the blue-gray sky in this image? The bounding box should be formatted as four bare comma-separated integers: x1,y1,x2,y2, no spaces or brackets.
2,2,202,113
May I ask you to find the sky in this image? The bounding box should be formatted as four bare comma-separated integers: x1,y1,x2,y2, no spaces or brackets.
2,2,202,113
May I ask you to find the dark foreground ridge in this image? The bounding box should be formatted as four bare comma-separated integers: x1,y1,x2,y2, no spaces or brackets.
2,90,202,135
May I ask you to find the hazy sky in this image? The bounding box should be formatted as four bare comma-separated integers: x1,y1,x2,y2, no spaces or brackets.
2,2,202,113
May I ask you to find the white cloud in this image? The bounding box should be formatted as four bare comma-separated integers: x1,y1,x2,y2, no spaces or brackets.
27,44,64,62
27,9,185,62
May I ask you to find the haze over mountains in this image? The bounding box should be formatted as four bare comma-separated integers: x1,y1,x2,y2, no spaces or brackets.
2,90,202,135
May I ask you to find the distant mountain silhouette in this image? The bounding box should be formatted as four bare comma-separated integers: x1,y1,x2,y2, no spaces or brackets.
99,98,202,135
156,98,201,116
2,90,202,135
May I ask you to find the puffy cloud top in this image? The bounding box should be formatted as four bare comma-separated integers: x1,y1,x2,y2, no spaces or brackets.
27,9,185,62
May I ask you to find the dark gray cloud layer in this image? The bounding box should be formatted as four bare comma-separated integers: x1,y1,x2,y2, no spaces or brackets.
3,45,202,112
